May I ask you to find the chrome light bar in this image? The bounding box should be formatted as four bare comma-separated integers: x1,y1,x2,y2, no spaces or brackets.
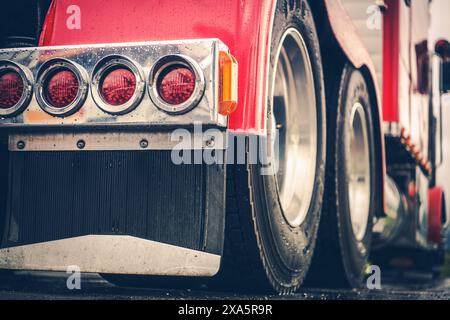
0,39,227,128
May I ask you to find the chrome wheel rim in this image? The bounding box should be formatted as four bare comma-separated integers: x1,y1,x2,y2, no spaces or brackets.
347,102,371,241
269,28,317,227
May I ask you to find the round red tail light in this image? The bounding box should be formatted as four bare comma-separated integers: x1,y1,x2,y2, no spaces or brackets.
43,69,79,108
0,61,33,117
100,68,136,106
157,66,195,105
92,56,144,115
149,55,205,114
0,70,24,109
36,59,88,116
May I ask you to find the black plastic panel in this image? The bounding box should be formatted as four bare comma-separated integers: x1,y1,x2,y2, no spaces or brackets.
1,150,225,254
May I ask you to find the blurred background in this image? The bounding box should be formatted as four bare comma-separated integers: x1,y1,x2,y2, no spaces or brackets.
342,0,450,255
431,0,450,254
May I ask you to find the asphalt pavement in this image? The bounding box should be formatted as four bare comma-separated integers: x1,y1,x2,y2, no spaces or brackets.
0,271,449,300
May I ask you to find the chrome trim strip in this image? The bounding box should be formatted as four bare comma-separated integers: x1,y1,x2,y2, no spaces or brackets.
0,235,221,276
35,58,89,117
0,60,34,118
148,54,205,114
8,131,227,151
91,55,145,115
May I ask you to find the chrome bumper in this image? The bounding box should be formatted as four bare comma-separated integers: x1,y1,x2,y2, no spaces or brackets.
0,235,221,276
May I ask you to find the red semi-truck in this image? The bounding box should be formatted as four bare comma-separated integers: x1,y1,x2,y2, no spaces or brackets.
0,0,448,293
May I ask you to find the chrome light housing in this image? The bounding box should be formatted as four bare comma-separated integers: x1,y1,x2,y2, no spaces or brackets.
91,55,145,115
35,58,89,117
148,54,205,115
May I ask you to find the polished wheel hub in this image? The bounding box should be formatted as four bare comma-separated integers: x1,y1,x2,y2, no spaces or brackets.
347,102,371,241
270,28,317,227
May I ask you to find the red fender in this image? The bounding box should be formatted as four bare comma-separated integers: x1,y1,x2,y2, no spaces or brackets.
323,0,382,109
428,187,444,245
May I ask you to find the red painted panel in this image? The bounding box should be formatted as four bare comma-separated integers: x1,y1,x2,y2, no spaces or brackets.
428,187,444,245
39,0,276,134
382,0,400,122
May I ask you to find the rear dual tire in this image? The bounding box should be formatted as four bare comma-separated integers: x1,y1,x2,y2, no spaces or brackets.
306,65,377,288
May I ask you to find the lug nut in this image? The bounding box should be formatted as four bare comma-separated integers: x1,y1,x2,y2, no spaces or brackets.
17,141,25,150
140,139,149,149
76,140,86,149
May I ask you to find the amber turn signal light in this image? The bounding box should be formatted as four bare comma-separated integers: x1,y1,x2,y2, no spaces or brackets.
219,51,238,115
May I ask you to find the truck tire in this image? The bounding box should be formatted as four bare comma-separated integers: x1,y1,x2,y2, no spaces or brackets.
217,0,326,294
306,64,376,288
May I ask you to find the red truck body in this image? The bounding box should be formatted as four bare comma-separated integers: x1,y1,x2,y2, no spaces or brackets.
39,0,383,135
